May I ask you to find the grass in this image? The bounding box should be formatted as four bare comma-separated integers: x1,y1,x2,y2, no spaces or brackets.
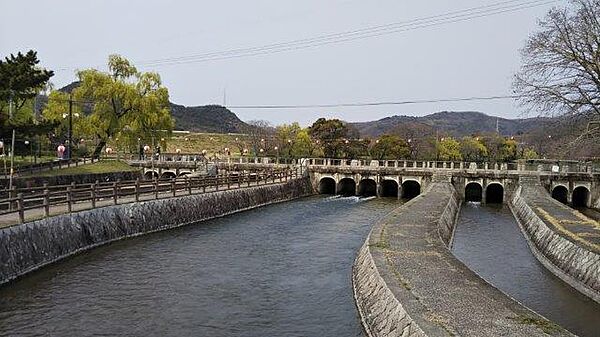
509,314,562,334
165,133,251,156
0,155,56,168
20,160,139,177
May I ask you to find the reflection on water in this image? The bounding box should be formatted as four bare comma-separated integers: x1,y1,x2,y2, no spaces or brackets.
0,196,398,337
452,202,600,337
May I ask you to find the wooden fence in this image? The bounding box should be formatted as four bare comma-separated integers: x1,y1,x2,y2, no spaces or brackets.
0,169,298,224
0,157,99,177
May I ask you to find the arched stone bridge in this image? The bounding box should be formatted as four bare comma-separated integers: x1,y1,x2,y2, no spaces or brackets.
307,159,600,207
127,155,600,207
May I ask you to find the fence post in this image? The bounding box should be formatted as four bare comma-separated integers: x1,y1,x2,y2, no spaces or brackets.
67,186,73,213
135,178,140,202
187,177,192,195
154,179,159,199
215,177,219,191
91,182,97,208
171,178,176,197
227,173,231,190
113,180,119,205
43,183,50,217
17,193,24,223
9,186,16,211
238,175,241,188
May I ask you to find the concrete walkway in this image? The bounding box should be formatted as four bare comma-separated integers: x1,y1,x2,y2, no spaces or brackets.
521,185,600,254
357,182,572,336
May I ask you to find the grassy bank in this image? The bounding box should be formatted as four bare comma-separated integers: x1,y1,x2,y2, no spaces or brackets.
21,160,139,177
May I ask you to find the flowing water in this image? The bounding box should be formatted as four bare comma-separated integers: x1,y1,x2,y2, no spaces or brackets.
452,203,600,337
0,196,398,337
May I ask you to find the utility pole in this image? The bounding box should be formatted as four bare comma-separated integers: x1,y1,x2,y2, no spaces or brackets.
496,118,499,134
67,94,73,160
223,87,227,107
8,90,16,192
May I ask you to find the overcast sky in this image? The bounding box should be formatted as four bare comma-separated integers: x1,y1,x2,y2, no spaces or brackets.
1,0,557,126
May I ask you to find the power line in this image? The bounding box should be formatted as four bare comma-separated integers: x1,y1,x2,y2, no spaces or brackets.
53,0,556,71
228,95,521,109
136,0,555,68
41,94,522,109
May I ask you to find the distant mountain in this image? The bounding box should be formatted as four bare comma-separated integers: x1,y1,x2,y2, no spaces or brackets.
50,82,251,134
170,104,251,133
352,111,552,138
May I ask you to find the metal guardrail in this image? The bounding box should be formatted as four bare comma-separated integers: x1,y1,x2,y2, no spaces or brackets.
0,169,298,224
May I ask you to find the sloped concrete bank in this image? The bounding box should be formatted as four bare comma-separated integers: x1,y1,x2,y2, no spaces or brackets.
0,177,312,286
353,182,572,337
510,185,600,304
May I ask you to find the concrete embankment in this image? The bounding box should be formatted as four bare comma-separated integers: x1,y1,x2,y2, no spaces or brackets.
510,183,600,304
0,177,312,285
353,182,572,337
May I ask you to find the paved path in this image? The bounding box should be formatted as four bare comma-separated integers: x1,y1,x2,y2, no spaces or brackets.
521,185,600,254
361,182,571,336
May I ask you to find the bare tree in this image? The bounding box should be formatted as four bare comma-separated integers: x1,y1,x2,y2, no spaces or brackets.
515,0,600,123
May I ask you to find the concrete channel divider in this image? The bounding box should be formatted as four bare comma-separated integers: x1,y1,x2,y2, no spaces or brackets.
0,177,313,286
509,184,600,304
352,182,573,337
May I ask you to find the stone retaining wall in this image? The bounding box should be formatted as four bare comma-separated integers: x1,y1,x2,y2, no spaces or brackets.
352,183,572,337
0,177,313,285
510,186,600,303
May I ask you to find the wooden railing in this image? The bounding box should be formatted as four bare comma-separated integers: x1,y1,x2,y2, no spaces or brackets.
0,157,99,177
0,170,298,224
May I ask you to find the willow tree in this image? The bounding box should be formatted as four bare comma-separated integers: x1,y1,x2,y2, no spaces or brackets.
44,55,174,158
515,0,600,121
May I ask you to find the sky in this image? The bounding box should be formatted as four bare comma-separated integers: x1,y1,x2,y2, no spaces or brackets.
0,0,558,126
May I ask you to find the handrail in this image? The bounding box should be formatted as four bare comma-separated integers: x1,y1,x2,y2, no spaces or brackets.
0,168,300,224
0,157,98,177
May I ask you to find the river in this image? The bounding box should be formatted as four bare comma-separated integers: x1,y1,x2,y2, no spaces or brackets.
0,196,398,337
452,202,600,337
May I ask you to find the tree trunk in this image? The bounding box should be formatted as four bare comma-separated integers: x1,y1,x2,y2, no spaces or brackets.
92,139,106,159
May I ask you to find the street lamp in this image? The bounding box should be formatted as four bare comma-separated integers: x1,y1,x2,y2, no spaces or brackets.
24,140,31,163
62,112,80,160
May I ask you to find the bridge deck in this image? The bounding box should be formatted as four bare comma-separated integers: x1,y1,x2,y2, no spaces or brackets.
360,182,571,336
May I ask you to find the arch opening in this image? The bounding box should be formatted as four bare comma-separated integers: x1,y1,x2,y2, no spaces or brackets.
144,171,158,180
318,177,336,195
485,183,504,204
178,171,191,177
358,179,377,197
161,171,177,180
401,180,421,200
572,186,590,208
551,185,569,205
465,182,483,202
337,178,356,196
381,180,399,198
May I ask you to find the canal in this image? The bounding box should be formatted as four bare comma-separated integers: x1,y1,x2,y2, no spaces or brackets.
0,196,398,337
452,202,600,337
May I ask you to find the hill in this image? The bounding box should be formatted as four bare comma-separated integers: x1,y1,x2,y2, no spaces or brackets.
352,111,551,138
170,104,250,133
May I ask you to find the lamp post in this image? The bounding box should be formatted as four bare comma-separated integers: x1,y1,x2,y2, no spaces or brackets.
62,110,80,160
24,140,31,164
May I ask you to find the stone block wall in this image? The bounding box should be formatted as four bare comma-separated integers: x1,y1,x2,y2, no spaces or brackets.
0,177,313,285
510,186,600,303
